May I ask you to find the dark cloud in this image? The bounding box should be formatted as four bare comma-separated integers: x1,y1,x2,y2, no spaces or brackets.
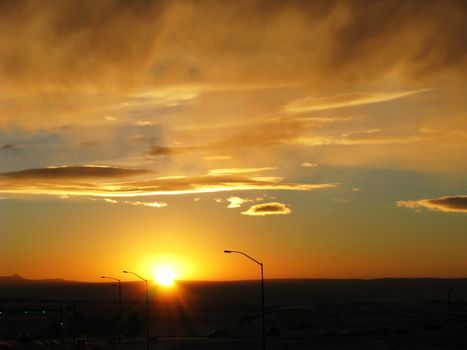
0,0,169,92
429,196,467,212
242,202,292,216
1,0,465,95
0,144,15,150
148,146,189,156
0,165,148,180
337,1,466,79
147,0,467,87
81,141,99,147
397,195,467,213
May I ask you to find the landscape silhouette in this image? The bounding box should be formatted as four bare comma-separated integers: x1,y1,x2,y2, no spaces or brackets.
1,274,467,349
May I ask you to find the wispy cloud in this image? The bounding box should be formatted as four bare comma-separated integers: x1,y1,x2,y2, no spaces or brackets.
147,119,426,163
292,134,423,146
397,195,467,213
242,202,292,216
103,198,167,208
300,162,318,168
204,155,232,160
0,0,465,134
208,167,276,176
136,120,160,126
285,90,429,113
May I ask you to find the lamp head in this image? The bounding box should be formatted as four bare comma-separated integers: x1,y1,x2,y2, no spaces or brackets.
123,270,128,273
224,250,232,253
100,276,105,279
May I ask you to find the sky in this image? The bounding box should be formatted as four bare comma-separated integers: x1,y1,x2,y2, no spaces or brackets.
0,0,466,282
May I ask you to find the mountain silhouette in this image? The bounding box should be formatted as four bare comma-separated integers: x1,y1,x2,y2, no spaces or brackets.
0,274,73,284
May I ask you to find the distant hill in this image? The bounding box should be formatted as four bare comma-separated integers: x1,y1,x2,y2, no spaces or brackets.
0,274,27,283
1,276,467,305
0,274,77,285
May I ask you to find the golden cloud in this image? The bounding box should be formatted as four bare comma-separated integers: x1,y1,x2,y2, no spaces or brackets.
292,134,424,146
204,155,232,160
397,195,467,213
300,162,318,168
241,202,292,216
1,1,465,128
1,1,465,93
226,196,253,209
0,1,465,175
0,166,335,197
102,198,167,208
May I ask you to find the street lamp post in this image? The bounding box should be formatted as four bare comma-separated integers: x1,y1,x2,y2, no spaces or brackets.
101,276,122,343
123,270,150,350
224,250,265,350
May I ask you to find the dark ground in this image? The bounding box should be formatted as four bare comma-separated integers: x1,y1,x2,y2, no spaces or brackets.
1,276,467,349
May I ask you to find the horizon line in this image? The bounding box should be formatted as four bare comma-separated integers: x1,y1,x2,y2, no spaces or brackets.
2,274,467,284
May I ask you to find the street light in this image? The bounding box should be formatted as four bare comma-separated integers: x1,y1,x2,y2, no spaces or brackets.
123,270,150,350
101,276,122,343
224,250,265,350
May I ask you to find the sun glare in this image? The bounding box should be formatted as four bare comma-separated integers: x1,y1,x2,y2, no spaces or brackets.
154,266,177,287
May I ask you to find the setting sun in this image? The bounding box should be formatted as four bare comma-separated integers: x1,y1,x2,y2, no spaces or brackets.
154,266,177,287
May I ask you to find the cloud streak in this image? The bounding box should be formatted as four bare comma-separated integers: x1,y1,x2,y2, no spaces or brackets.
292,134,423,146
285,90,428,113
147,115,426,161
300,162,318,168
208,167,276,176
397,195,467,213
242,202,292,216
103,198,167,208
0,165,148,180
0,166,335,198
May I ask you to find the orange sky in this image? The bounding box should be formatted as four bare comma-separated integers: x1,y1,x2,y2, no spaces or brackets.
0,0,466,282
